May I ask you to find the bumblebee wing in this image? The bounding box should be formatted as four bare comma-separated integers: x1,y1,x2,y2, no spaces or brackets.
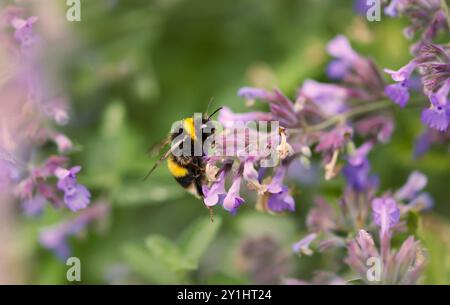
143,136,186,180
146,136,171,157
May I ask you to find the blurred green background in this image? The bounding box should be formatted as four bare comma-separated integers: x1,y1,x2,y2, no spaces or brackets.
6,0,450,284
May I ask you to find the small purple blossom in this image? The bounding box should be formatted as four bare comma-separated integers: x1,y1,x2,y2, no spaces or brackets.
202,170,227,207
56,166,91,212
395,171,427,201
223,176,245,214
384,81,410,107
267,186,295,212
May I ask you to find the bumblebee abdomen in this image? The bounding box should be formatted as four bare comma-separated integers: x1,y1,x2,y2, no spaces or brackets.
167,157,189,177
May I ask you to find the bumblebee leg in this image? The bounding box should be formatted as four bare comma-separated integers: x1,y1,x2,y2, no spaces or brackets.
208,206,214,223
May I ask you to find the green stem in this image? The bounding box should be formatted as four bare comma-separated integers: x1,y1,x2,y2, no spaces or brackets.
292,100,393,133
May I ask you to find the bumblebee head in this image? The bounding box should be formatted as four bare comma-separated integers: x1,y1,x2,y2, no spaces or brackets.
181,107,222,140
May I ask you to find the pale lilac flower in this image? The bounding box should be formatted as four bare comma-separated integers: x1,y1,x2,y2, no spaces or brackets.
11,15,38,47
202,170,227,207
292,233,317,256
218,106,272,128
242,159,265,193
395,171,427,201
223,176,245,213
53,133,73,153
346,229,426,284
355,115,394,143
315,126,353,153
237,87,276,101
298,80,349,116
266,165,287,194
372,197,400,237
345,230,379,278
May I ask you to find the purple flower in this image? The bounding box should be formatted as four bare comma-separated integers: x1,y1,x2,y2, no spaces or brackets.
237,87,275,101
299,80,349,116
56,166,91,212
39,203,109,259
384,81,410,107
266,165,287,194
343,158,378,192
385,60,417,83
326,59,351,80
372,197,400,236
421,97,449,131
355,115,394,143
267,186,295,212
292,233,317,256
384,0,401,17
395,171,427,201
243,159,265,193
315,126,353,153
218,106,272,128
56,166,81,190
53,133,73,153
11,15,38,47
348,142,373,166
326,35,360,64
202,170,227,206
22,194,46,216
223,176,245,213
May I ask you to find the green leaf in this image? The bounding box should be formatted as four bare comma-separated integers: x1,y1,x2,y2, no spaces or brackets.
145,235,196,272
122,244,182,284
113,182,184,207
406,211,420,235
178,216,222,266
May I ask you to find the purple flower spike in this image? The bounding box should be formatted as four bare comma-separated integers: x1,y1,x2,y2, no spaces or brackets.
223,177,245,213
385,81,410,107
372,197,400,236
395,171,427,201
267,186,295,212
202,171,227,206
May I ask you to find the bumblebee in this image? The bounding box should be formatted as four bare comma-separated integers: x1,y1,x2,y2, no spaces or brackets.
144,107,222,199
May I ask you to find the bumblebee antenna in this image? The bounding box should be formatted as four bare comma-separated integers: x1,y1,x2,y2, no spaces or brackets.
207,107,223,120
205,97,214,117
